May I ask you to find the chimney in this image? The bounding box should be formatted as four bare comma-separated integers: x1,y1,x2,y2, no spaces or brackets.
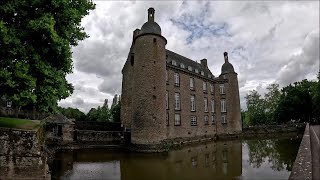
200,59,207,67
224,52,228,63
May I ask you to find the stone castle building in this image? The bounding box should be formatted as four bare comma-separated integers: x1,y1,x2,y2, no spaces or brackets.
121,8,242,147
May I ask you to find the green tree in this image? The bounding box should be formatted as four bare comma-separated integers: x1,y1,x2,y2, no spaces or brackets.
0,0,95,112
275,79,315,124
264,84,281,124
110,94,121,122
87,107,98,121
245,90,266,125
58,106,85,121
110,102,121,122
86,106,111,122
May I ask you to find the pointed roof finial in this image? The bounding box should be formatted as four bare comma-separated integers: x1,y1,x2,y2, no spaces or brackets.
224,52,228,63
148,7,155,22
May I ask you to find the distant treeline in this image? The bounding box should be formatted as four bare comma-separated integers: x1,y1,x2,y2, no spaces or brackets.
58,96,120,122
243,74,320,126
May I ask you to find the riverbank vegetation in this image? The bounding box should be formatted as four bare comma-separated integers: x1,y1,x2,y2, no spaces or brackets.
244,74,320,126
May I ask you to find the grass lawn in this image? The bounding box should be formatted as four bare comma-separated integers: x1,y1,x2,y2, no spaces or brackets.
0,116,40,130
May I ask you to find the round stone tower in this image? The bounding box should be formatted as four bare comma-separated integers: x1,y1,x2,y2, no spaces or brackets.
131,8,167,146
220,52,242,133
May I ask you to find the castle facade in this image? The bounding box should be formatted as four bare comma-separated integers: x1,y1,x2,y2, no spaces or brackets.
121,8,242,147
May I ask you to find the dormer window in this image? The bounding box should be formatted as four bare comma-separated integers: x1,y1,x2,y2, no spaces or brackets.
188,66,192,71
208,74,211,78
180,63,185,69
195,69,199,73
172,60,177,66
201,71,204,76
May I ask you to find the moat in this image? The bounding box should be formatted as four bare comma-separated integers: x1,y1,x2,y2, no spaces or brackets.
50,137,301,180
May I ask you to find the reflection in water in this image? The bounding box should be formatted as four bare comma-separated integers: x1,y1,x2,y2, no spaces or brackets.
51,137,301,180
245,138,301,171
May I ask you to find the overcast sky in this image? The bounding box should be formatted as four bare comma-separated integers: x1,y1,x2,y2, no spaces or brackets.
58,1,320,113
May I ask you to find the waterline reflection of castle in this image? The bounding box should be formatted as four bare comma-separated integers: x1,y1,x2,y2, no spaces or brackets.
51,140,242,180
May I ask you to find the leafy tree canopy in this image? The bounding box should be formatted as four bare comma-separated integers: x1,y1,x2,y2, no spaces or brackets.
58,106,86,121
244,77,319,126
0,0,95,112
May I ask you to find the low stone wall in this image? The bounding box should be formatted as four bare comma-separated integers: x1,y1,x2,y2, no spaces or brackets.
243,123,305,136
289,124,312,180
76,130,122,144
0,127,50,179
75,121,121,131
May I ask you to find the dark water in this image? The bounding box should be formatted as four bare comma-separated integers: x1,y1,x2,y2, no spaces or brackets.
51,137,301,180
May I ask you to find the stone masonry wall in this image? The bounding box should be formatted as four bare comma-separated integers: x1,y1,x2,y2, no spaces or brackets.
216,72,242,135
166,67,217,139
76,130,122,144
0,128,49,179
131,34,167,145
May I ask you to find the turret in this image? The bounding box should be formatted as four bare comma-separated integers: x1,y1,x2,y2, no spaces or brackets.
219,52,242,134
131,8,167,145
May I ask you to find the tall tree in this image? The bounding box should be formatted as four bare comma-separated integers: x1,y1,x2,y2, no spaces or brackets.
264,84,281,124
275,80,315,124
245,90,266,125
0,0,95,112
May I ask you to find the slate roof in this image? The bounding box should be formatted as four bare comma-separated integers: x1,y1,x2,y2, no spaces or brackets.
140,21,161,35
166,49,215,79
221,62,235,74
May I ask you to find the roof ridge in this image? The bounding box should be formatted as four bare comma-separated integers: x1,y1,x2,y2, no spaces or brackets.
166,49,214,77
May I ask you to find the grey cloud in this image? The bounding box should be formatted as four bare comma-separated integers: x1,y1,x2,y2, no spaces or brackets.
276,29,319,86
98,75,122,95
72,97,84,106
74,84,103,97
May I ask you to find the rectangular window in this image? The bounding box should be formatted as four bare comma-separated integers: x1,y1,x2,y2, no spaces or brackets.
166,91,169,110
191,95,195,111
166,70,168,83
221,99,226,112
221,114,227,124
210,84,214,94
220,84,225,94
175,93,180,110
6,101,12,108
166,112,169,126
203,81,207,92
190,77,195,90
204,115,209,125
204,98,208,112
211,99,215,112
172,60,177,66
211,115,215,124
174,73,180,86
175,113,181,126
191,116,197,126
